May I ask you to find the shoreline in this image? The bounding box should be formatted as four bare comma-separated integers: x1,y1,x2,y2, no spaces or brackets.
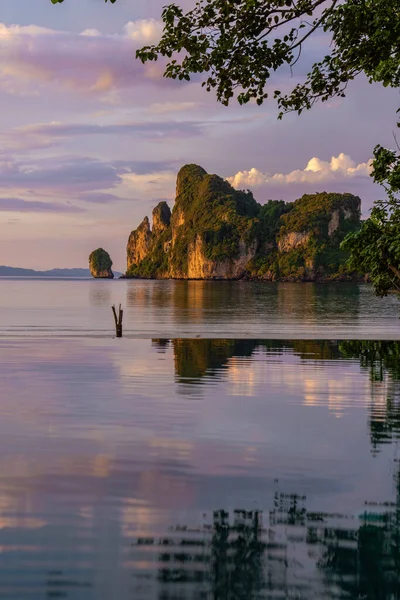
119,274,367,283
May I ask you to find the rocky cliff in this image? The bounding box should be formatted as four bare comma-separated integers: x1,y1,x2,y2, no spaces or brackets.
126,165,361,281
89,248,114,279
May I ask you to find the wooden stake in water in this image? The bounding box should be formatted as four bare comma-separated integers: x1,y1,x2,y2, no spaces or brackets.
112,304,123,338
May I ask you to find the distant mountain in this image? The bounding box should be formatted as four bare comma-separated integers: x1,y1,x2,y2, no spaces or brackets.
0,266,122,278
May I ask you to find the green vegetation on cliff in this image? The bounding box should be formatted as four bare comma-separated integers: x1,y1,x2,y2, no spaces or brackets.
169,164,260,274
274,192,361,280
89,248,114,279
128,229,171,279
279,192,360,236
126,164,362,281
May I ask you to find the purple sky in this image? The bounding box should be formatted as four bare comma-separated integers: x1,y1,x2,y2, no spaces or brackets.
0,0,398,271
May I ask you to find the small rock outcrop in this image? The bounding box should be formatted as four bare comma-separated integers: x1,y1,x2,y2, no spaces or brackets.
89,248,114,279
125,165,362,281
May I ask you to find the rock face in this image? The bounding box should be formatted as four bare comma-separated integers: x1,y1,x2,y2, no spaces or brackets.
127,217,152,268
152,201,171,236
89,248,114,279
278,231,311,253
186,236,258,279
125,165,362,281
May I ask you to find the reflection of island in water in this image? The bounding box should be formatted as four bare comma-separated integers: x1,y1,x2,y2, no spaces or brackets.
126,280,363,331
151,339,400,451
131,475,400,599
164,339,399,381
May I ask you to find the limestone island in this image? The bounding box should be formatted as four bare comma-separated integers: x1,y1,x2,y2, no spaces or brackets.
89,248,114,279
125,164,361,281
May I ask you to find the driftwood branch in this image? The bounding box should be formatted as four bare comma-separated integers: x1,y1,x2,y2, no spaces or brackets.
111,304,123,337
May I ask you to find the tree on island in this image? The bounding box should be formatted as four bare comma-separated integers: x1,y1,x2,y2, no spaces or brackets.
89,248,114,279
52,0,400,294
341,145,400,295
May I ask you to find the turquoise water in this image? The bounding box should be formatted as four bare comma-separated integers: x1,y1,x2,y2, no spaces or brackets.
1,280,400,598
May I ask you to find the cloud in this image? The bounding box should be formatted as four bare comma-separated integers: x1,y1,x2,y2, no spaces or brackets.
0,156,120,193
149,102,200,114
0,114,261,155
0,155,180,205
77,192,123,204
0,20,167,97
111,160,181,175
227,153,373,189
0,120,206,155
0,197,83,213
122,19,163,43
15,119,206,143
119,170,177,199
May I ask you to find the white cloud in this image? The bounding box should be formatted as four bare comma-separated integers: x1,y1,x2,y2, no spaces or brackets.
227,153,373,189
0,23,56,37
0,19,165,97
80,29,102,38
123,19,163,44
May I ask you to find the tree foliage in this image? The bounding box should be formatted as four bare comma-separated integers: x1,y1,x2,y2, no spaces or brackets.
132,0,400,113
341,139,400,296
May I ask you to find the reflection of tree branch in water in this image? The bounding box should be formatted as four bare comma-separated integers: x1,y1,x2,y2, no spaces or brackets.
131,478,400,599
340,341,400,453
339,341,400,381
318,466,400,598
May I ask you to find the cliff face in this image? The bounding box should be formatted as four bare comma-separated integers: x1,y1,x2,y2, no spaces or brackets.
127,216,152,268
126,165,361,281
186,236,258,279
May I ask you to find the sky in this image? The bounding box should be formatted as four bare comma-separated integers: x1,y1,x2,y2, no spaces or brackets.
0,0,398,271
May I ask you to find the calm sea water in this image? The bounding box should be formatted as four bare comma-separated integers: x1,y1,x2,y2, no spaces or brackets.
0,278,399,339
1,280,400,598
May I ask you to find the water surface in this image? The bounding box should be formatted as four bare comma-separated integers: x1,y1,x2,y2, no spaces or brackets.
1,337,400,598
0,278,399,339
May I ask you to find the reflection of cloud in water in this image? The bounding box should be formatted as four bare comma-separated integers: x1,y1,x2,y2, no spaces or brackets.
122,500,160,539
149,438,193,460
227,359,256,397
303,373,368,417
